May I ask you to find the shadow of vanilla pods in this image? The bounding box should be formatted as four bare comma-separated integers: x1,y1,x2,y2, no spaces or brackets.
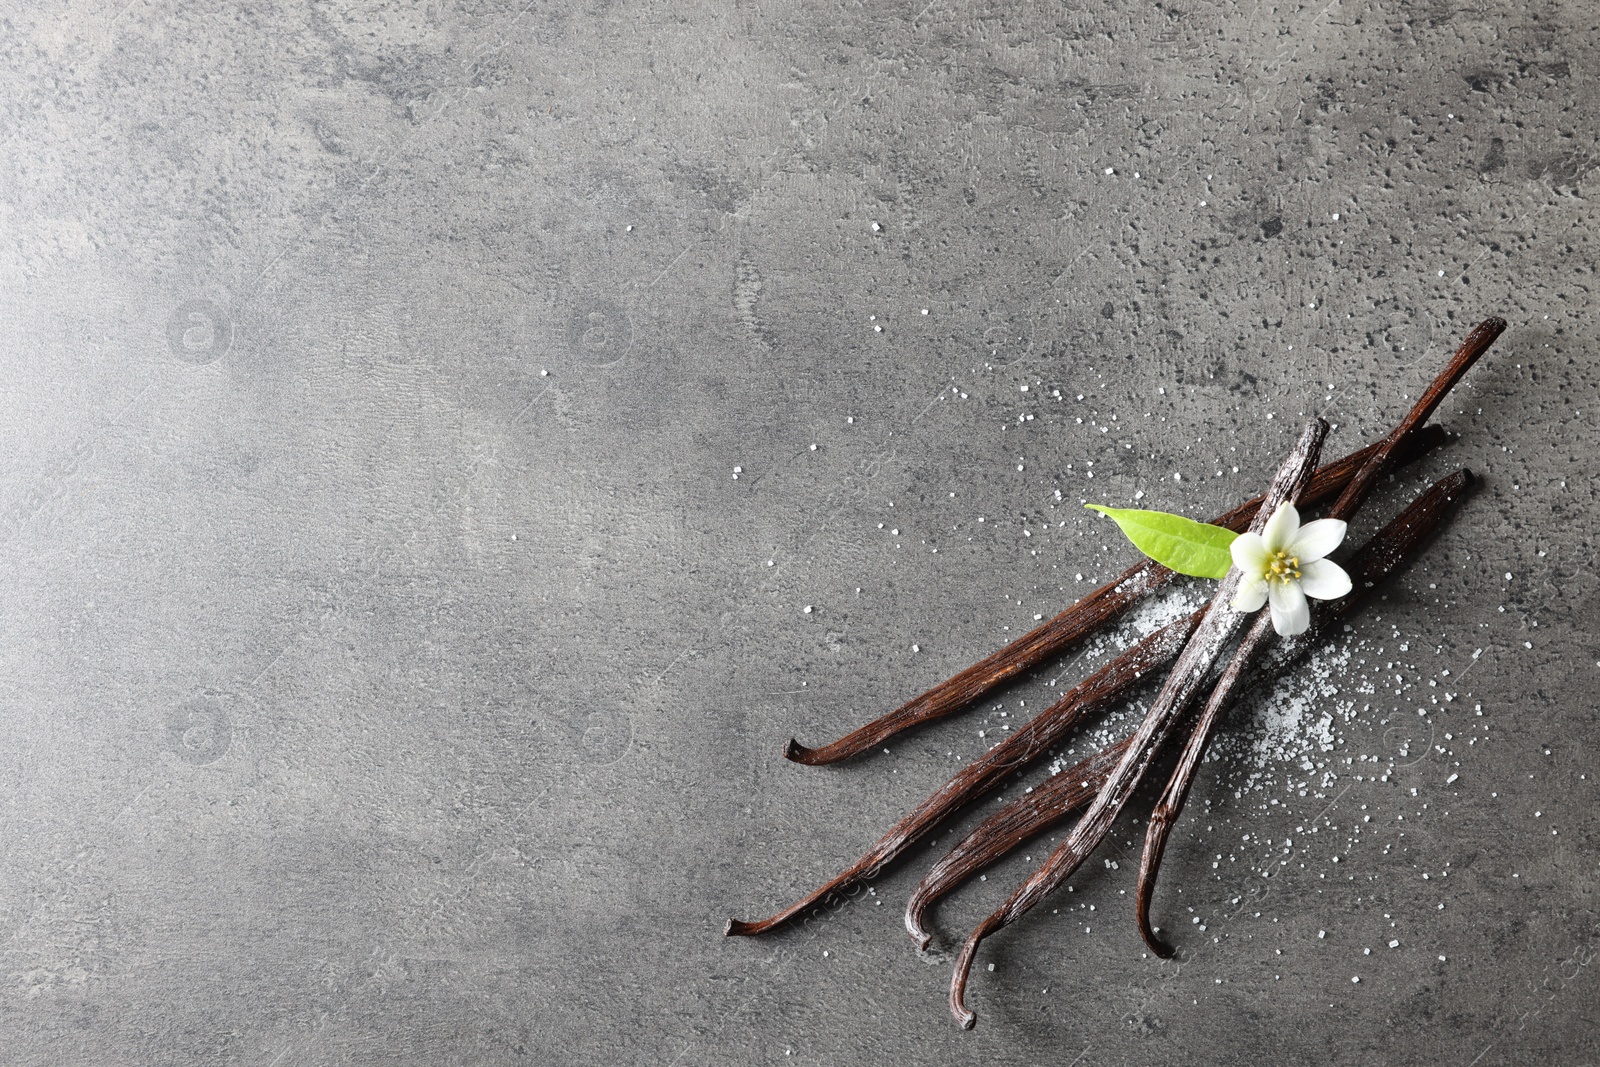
785,426,1448,766
727,316,1507,1033
903,467,1475,951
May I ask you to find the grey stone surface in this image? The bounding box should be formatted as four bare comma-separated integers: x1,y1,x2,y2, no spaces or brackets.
1,2,1597,1064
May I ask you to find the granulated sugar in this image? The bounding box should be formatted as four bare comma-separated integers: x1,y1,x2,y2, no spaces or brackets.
1248,643,1352,770
1110,585,1209,652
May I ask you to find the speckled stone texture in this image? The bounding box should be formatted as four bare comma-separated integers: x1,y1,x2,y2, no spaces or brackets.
1,2,1596,1064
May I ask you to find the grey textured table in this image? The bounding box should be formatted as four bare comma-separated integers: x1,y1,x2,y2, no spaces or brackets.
2,3,1597,1064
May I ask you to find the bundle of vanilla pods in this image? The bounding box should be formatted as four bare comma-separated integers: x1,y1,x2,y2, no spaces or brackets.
727,318,1505,1028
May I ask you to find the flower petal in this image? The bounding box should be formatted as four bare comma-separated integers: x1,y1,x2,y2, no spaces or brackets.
1268,579,1310,636
1298,558,1352,601
1232,574,1269,613
1230,531,1270,573
1260,503,1300,553
1288,518,1348,563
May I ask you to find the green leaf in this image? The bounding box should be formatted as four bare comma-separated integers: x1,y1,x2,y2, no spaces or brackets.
1084,504,1240,580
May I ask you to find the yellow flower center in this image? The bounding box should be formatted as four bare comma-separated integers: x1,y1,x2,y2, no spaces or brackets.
1267,549,1301,582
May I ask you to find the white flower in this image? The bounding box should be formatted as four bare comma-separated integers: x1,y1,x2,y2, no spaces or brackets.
1230,503,1352,636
